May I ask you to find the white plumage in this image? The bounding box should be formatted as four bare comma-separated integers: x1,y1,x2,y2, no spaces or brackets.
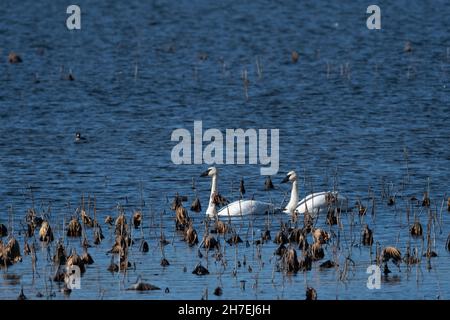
281,170,348,216
201,167,274,217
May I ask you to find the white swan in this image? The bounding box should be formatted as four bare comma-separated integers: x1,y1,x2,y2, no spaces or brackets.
200,167,274,217
281,171,348,216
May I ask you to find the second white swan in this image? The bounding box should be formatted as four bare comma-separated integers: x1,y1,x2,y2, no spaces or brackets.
281,170,348,216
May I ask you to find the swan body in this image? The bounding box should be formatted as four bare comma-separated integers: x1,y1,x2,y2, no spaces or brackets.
213,200,274,217
201,167,274,217
295,191,348,216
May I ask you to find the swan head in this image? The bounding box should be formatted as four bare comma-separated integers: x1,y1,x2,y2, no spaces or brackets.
200,166,217,177
281,170,297,183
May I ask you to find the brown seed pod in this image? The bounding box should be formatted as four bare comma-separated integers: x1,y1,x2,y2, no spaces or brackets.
67,218,82,237
39,221,54,243
410,221,423,237
132,211,142,229
362,224,373,246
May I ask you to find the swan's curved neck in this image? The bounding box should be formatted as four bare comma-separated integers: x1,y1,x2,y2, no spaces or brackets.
207,174,218,215
286,180,298,214
210,174,218,197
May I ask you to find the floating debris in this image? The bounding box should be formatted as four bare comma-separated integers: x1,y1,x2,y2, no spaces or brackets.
326,209,338,225
422,192,430,207
275,244,286,256
384,263,393,275
239,178,246,196
190,197,202,212
115,214,128,235
82,237,91,249
202,234,219,251
17,288,27,300
160,258,170,267
282,247,300,273
447,197,450,212
213,286,223,296
104,215,114,225
160,234,170,246
362,224,373,246
404,247,420,265
175,204,190,231
423,250,438,258
107,258,119,273
264,176,274,191
410,221,423,237
311,242,324,261
81,252,94,265
53,267,66,282
8,52,22,64
289,228,308,250
357,201,367,216
320,260,337,269
184,223,198,246
214,220,228,234
93,228,104,245
1,237,22,265
65,72,75,81
171,194,187,210
192,263,209,275
26,209,43,228
39,221,54,243
81,210,94,227
261,229,271,241
226,234,243,245
387,196,395,206
26,223,34,238
133,211,142,229
109,235,129,254
140,240,149,253
305,287,317,300
53,241,67,265
165,287,170,294
303,212,313,233
23,242,31,256
66,250,86,274
312,229,330,244
119,255,131,271
274,230,288,245
67,218,82,237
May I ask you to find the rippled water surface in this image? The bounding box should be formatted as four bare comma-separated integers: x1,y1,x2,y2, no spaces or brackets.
0,0,449,300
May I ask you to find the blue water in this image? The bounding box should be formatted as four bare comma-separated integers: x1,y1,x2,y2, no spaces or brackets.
0,0,449,300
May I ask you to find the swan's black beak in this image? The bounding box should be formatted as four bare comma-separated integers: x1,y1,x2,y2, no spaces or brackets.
200,169,210,177
281,175,290,183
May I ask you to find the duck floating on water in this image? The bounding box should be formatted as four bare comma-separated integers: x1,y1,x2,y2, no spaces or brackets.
75,132,87,143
